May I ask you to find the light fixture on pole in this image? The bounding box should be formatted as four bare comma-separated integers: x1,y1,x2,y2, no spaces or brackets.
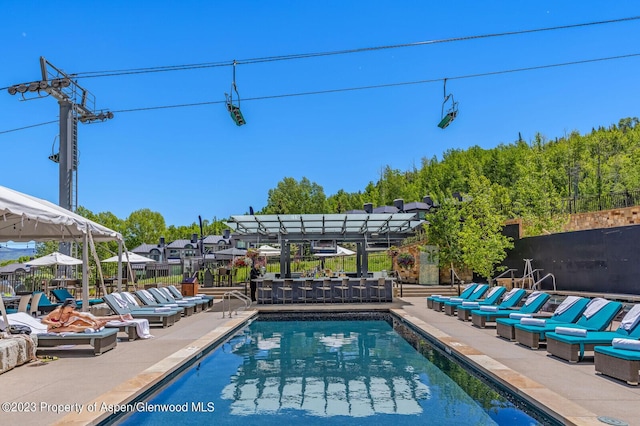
7,57,114,256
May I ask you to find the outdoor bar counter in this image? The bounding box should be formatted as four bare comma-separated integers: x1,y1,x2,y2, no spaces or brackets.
256,277,392,304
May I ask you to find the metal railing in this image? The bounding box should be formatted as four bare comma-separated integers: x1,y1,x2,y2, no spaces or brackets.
221,290,252,318
531,273,556,291
561,189,640,214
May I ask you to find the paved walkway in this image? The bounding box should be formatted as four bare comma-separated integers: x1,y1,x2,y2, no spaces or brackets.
0,298,638,425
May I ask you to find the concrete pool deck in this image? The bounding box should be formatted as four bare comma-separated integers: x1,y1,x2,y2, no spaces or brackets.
0,297,638,425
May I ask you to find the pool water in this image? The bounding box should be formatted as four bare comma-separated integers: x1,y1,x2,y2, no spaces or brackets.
119,319,543,425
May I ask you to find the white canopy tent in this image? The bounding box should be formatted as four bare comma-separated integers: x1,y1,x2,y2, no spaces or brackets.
0,185,124,310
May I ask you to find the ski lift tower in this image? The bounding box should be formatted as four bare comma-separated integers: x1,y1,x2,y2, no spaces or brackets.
7,56,113,254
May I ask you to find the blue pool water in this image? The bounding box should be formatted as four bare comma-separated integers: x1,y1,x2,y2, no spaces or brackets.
118,318,544,425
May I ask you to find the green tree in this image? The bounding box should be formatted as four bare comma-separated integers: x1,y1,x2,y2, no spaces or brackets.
262,177,327,214
423,197,465,283
458,172,513,280
124,209,167,250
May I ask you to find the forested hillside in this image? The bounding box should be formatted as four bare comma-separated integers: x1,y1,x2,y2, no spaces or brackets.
263,117,640,236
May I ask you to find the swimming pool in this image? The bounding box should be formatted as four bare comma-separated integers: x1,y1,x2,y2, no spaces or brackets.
113,312,552,425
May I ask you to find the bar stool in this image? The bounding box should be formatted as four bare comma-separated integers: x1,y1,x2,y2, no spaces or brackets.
317,278,333,304
352,278,368,302
257,279,273,304
371,278,388,302
279,279,294,304
299,278,315,303
335,277,350,303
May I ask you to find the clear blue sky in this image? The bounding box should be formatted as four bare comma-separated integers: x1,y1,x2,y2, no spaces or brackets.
1,1,639,228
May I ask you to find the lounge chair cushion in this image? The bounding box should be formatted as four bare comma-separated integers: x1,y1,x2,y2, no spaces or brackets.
595,345,640,361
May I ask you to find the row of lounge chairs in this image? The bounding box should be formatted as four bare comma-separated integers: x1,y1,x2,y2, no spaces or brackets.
1,285,213,358
427,283,640,386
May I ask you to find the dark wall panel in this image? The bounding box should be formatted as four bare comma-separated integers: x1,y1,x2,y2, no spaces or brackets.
502,225,640,294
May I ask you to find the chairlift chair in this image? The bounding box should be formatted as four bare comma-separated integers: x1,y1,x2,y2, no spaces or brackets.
437,79,459,129
225,60,246,126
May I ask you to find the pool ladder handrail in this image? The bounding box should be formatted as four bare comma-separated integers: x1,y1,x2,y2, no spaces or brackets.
531,273,556,291
221,290,253,318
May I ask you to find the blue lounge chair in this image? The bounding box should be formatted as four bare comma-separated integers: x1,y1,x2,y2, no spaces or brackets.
546,304,640,362
134,289,191,317
103,294,180,328
158,287,209,312
427,283,479,310
594,340,640,385
51,288,103,308
0,298,118,356
442,284,494,316
432,284,487,312
38,328,119,356
5,294,31,314
494,292,553,339
115,291,184,319
36,292,61,313
167,285,214,309
457,288,525,321
514,298,623,349
147,287,200,314
472,291,552,329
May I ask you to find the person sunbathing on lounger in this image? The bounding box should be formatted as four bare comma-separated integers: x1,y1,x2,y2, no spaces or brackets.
41,299,133,333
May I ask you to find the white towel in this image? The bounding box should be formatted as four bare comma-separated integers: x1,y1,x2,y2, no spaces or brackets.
509,313,532,319
111,293,129,310
0,312,48,335
582,298,609,319
462,301,479,307
554,296,581,315
612,338,640,351
480,305,498,312
154,307,172,312
472,285,487,295
502,288,520,302
485,286,502,298
160,287,174,299
450,297,463,302
524,291,544,306
438,296,451,300
430,295,442,299
140,289,157,303
121,292,140,307
106,318,153,339
554,327,587,337
620,304,640,332
520,317,546,326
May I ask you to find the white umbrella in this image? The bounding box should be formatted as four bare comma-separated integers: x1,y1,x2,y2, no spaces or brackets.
26,251,83,266
257,245,281,257
101,252,155,263
315,245,356,257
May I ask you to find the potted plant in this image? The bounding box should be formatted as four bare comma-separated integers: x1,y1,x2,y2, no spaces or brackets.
396,252,415,269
